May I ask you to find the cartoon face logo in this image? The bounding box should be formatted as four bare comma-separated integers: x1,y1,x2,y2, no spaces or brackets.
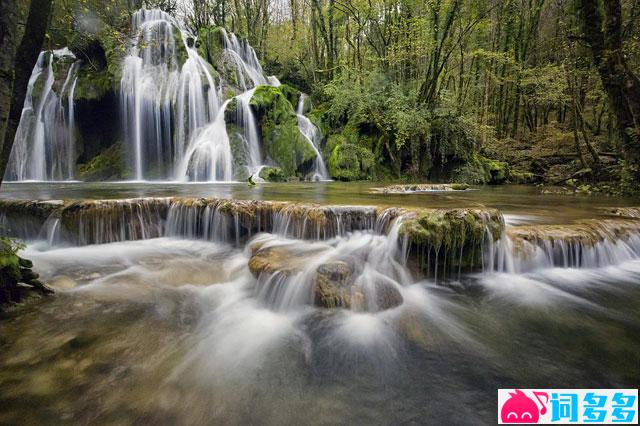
501,389,548,423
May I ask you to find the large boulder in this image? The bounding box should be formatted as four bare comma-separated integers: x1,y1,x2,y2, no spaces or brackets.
249,86,317,176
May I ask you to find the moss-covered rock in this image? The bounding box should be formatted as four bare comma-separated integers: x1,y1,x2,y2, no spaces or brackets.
0,238,52,309
279,84,302,109
327,141,375,181
225,122,251,180
399,208,504,277
77,144,126,181
452,154,509,185
509,169,536,184
196,25,226,67
250,85,317,176
259,166,286,182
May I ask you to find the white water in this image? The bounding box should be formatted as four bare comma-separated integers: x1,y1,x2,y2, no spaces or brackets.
296,94,329,181
8,8,324,183
120,9,292,182
6,50,79,181
120,9,214,180
485,227,640,274
236,88,262,173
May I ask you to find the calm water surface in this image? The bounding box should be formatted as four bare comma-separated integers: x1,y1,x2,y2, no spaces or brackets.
2,181,639,223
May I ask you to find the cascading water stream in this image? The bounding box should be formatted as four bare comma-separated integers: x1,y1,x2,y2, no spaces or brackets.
121,9,287,182
6,49,79,182
121,9,220,180
296,94,329,181
177,101,234,182
8,8,324,183
221,29,268,90
236,89,262,174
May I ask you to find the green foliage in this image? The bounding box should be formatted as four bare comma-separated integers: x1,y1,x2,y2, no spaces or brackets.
258,166,286,182
316,71,478,179
197,25,225,65
328,141,375,181
452,154,508,185
0,237,50,307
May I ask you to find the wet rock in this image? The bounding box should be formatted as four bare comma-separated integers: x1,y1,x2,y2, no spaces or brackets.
399,207,505,277
369,278,403,311
314,261,354,308
507,218,640,247
372,183,469,194
248,243,312,277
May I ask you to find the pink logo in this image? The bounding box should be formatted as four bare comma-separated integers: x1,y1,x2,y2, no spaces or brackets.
501,389,549,423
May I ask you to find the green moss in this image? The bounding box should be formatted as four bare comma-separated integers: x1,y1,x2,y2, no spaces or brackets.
74,67,113,101
77,144,125,181
327,142,375,181
509,169,536,184
259,166,286,182
174,30,190,66
279,84,302,108
450,183,470,190
226,122,251,180
197,25,226,66
399,208,504,276
452,154,508,185
250,85,317,176
324,134,345,158
0,238,51,307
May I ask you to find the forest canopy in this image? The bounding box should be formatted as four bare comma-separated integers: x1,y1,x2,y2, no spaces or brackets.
2,0,640,191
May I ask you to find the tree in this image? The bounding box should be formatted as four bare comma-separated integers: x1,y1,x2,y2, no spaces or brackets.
579,0,640,168
0,0,18,163
0,0,54,185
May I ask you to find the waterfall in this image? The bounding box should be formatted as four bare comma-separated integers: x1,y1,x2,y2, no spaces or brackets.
6,50,79,181
221,29,268,90
486,220,640,273
177,100,234,182
236,88,262,172
7,8,324,183
121,9,284,182
121,9,205,180
296,94,329,181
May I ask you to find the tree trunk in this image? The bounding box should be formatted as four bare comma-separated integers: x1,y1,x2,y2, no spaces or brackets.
0,0,53,186
579,0,640,167
0,0,18,163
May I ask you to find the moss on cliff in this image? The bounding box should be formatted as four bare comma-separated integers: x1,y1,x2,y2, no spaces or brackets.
77,143,126,181
250,85,316,176
197,25,226,66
